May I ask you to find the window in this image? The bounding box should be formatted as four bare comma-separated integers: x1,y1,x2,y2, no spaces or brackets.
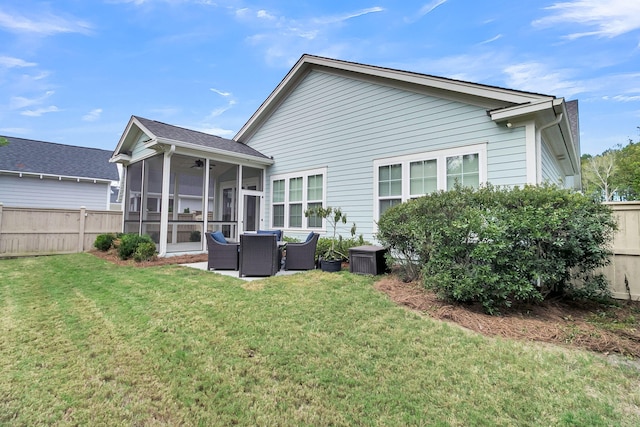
374,144,486,222
271,168,327,229
446,153,479,189
272,179,285,227
378,164,402,216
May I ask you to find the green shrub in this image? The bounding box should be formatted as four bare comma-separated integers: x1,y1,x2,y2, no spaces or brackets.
94,233,116,252
117,233,155,260
133,241,157,262
376,184,617,314
189,230,201,242
315,235,369,261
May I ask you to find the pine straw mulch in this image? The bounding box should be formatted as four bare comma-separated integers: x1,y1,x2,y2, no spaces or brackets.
90,250,640,360
375,276,640,360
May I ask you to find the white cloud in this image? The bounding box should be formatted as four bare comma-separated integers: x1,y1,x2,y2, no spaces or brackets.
257,10,276,20
206,100,237,119
503,62,586,97
405,0,448,23
0,9,93,36
10,91,55,110
0,56,37,68
534,0,640,39
210,88,231,97
611,95,640,102
21,106,61,117
194,126,235,137
83,108,103,122
479,34,503,45
0,127,30,135
312,7,384,25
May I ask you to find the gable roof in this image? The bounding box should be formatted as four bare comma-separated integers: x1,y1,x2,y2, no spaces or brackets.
112,116,272,164
234,54,558,142
0,136,119,181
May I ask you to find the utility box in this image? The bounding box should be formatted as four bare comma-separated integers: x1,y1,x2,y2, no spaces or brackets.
349,245,388,275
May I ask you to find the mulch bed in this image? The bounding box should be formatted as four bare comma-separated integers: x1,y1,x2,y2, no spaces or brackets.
90,250,640,359
375,276,640,359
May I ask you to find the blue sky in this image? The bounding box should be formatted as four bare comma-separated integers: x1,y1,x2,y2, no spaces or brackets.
0,0,639,156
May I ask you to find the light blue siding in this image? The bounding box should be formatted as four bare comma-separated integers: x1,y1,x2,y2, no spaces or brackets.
0,175,110,210
247,70,528,241
541,139,563,185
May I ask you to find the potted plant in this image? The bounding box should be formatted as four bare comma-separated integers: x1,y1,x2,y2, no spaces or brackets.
305,206,356,272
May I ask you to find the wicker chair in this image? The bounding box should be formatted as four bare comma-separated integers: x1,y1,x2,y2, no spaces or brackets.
284,232,319,270
239,234,279,277
206,232,239,270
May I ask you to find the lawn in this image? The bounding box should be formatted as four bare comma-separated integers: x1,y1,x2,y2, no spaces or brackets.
1,253,639,426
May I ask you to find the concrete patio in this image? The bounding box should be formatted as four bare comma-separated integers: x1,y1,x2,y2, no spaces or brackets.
180,261,306,281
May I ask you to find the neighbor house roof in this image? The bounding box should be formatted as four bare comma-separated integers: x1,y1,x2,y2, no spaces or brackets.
112,116,272,164
0,136,119,182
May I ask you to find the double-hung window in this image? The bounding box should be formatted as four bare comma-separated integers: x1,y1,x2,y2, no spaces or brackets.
271,168,327,230
374,143,486,221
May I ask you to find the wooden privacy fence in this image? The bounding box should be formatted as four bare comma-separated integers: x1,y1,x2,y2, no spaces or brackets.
0,203,122,257
603,202,640,301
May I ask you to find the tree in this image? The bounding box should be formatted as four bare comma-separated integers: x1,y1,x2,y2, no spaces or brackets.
581,148,620,201
616,139,640,200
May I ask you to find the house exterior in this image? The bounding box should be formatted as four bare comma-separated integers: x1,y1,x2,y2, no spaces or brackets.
0,136,120,210
111,54,581,256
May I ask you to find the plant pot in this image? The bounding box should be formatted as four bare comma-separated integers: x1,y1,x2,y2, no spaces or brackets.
320,259,342,272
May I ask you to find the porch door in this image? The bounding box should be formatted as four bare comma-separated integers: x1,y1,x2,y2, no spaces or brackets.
242,188,264,233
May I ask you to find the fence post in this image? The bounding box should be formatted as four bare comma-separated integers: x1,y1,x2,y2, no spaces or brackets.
0,203,3,235
78,206,86,252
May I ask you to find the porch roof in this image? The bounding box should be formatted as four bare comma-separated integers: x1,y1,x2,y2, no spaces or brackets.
112,116,273,164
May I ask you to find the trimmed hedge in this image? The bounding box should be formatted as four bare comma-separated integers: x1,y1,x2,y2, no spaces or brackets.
117,233,156,261
377,184,617,314
94,233,117,252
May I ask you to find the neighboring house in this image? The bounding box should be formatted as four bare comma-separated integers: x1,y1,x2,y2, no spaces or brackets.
0,136,120,210
111,54,581,256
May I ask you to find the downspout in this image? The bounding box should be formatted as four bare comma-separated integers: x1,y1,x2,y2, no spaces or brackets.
158,145,176,257
535,111,563,184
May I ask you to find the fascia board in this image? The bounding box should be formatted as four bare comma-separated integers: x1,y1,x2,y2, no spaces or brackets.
109,153,131,164
489,98,557,122
112,116,157,157
155,137,275,166
0,169,113,184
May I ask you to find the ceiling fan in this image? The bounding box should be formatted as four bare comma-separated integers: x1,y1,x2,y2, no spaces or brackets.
190,159,214,170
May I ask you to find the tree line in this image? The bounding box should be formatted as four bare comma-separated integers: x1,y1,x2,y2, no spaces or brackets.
581,128,640,201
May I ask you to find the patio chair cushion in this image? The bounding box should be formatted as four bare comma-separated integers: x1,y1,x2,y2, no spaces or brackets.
305,231,315,242
211,231,227,244
257,229,282,241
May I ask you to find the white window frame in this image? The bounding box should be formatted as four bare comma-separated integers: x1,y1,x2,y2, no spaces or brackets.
270,167,327,231
373,143,487,222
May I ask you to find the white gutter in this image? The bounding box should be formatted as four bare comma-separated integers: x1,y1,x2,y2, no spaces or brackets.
535,112,564,184
154,137,275,166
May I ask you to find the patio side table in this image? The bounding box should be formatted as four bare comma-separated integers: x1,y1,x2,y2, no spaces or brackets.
349,245,388,275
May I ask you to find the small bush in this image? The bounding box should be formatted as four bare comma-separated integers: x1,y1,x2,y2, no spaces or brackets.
94,233,116,252
189,230,201,242
315,235,369,261
377,184,617,314
133,241,157,262
117,233,155,260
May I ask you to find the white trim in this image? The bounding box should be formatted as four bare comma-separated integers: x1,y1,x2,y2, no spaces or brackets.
523,121,537,184
270,167,327,232
373,143,487,224
0,169,113,184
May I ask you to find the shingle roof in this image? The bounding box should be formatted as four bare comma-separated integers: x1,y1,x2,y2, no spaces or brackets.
133,116,270,160
0,136,119,181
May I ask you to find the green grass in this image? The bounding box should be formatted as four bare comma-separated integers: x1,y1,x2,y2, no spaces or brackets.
1,254,639,426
